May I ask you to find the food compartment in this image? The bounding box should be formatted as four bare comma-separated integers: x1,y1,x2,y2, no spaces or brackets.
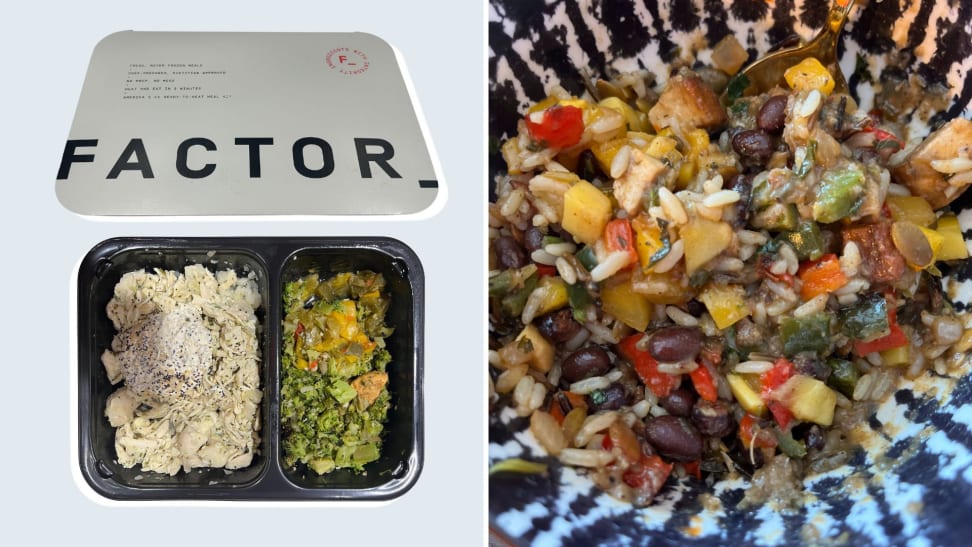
277,240,424,497
77,239,271,499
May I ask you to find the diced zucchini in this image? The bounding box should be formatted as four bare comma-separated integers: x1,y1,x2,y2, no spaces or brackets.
780,375,837,426
515,324,555,373
838,293,889,341
880,344,911,367
826,358,859,398
813,164,865,224
780,313,832,356
780,220,824,261
562,180,612,245
752,203,799,231
727,373,767,416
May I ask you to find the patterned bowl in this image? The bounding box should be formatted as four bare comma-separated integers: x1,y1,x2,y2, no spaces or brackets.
488,0,972,544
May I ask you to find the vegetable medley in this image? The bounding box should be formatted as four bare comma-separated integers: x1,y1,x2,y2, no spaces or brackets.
489,52,972,506
281,271,393,475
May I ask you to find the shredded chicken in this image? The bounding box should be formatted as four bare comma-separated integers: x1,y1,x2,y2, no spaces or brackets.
102,265,262,475
891,118,972,208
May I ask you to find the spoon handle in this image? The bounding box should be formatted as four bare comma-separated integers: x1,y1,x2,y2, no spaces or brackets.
827,0,857,35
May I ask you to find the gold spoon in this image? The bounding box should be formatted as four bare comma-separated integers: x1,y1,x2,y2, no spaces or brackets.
727,0,857,99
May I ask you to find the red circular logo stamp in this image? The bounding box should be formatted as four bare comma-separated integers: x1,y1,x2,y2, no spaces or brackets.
325,47,370,75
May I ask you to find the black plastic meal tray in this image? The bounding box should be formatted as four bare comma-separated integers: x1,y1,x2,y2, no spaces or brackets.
77,237,424,501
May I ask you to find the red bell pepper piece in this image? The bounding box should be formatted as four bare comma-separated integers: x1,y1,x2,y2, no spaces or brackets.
739,414,777,449
689,365,718,402
525,104,585,149
767,401,793,430
603,218,638,267
798,254,848,301
619,334,680,398
854,305,908,355
760,358,795,399
549,400,566,425
683,460,702,480
622,454,674,491
535,264,558,277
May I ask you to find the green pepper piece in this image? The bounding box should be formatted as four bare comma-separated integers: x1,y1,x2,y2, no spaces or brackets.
794,140,817,178
827,358,859,398
500,272,539,318
566,282,593,323
575,246,598,271
725,73,750,102
488,264,538,297
780,313,832,356
774,428,808,458
752,203,799,231
813,163,865,224
838,293,890,341
780,221,825,261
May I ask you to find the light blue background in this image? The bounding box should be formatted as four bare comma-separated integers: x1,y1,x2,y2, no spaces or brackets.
0,1,485,543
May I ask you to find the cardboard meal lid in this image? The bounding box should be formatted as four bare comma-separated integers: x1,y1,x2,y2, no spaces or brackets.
56,31,443,216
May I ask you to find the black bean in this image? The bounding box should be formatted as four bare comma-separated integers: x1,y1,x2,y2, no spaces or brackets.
685,299,706,317
644,415,703,462
535,309,582,345
731,129,774,161
729,174,754,229
757,95,788,133
586,383,630,412
792,353,831,382
494,235,528,269
805,425,826,451
523,227,545,254
561,346,612,383
648,326,703,363
691,400,734,438
660,388,696,417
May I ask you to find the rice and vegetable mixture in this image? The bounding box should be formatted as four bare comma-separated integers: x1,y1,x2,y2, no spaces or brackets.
280,271,394,475
101,265,263,476
488,54,972,506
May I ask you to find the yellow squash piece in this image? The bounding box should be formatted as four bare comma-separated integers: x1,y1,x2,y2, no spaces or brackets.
880,344,911,367
727,373,766,417
515,324,555,373
600,277,652,331
891,220,944,270
885,195,936,227
780,375,837,426
699,283,750,329
784,57,835,95
680,217,734,274
630,266,696,305
631,215,666,269
599,97,648,132
562,180,612,245
533,276,569,316
936,215,969,261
